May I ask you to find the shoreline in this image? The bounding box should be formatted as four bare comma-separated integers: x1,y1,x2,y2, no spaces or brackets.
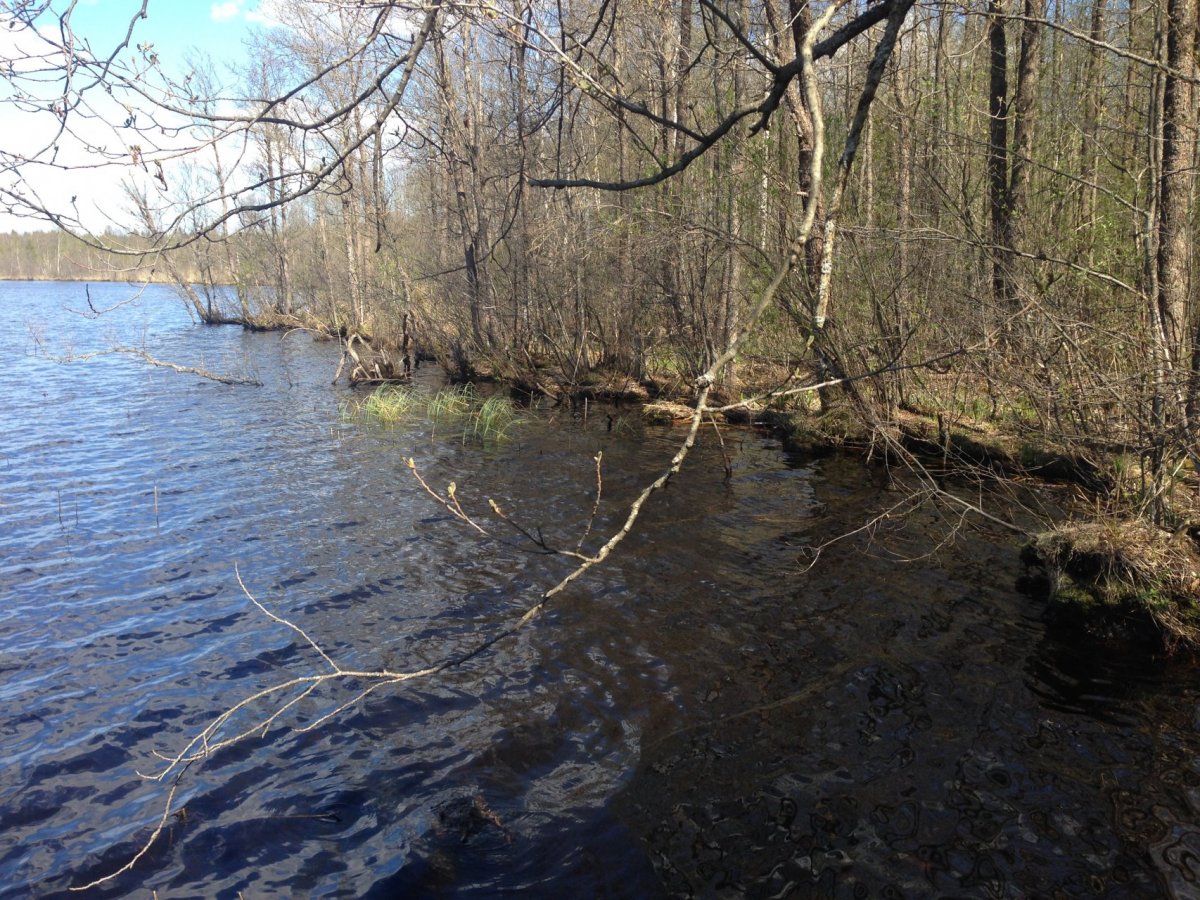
0,276,231,285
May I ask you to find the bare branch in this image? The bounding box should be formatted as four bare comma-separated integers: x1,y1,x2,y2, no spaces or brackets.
530,0,897,191
406,457,489,534
50,346,262,386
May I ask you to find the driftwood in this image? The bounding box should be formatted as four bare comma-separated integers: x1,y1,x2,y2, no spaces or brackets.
332,317,417,385
572,376,650,404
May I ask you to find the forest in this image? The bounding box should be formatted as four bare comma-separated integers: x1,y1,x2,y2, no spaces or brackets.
3,0,1199,645
0,229,188,281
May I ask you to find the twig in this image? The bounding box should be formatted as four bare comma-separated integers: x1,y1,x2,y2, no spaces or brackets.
707,414,733,481
66,283,149,319
485,497,591,560
406,458,488,534
69,763,191,893
234,566,338,673
799,490,926,572
576,452,604,552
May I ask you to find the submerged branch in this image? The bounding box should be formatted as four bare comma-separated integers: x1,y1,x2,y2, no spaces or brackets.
53,346,262,386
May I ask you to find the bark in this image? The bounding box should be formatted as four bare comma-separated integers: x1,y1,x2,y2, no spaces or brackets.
718,0,752,387
1008,0,1042,244
434,28,497,351
509,0,532,350
786,0,826,285
986,0,1012,312
264,132,293,316
342,194,365,329
1078,0,1108,233
1144,0,1196,520
1157,0,1196,370
657,0,693,346
808,0,915,414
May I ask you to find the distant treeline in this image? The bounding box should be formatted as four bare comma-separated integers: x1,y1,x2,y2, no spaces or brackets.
0,231,204,283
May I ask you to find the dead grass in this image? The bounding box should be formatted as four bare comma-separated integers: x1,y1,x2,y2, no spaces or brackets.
643,400,701,425
1027,520,1200,652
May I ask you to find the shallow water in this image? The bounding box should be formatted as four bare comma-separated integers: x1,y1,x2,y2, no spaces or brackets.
0,281,1197,898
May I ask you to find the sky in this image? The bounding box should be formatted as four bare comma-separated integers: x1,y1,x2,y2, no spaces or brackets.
0,0,281,233
65,0,279,73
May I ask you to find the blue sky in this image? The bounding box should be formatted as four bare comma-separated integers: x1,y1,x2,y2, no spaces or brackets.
64,0,274,76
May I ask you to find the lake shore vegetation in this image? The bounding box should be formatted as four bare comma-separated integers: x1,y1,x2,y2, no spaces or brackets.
350,383,524,443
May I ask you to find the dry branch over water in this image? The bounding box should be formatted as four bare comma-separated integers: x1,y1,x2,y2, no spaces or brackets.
67,2,873,883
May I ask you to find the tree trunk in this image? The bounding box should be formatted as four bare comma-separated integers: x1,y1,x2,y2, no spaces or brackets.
1078,0,1108,239
986,0,1013,315
1158,0,1196,371
1008,0,1042,246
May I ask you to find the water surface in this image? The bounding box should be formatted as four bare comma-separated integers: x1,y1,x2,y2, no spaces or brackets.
0,281,1197,897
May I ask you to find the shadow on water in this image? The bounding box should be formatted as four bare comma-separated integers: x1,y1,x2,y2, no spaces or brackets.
1,282,1199,897
612,457,1200,898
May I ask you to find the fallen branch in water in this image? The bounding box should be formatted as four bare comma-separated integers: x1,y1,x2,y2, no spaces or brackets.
68,568,442,892
52,346,262,386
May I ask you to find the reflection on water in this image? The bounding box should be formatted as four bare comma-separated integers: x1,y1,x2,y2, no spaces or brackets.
0,281,1197,897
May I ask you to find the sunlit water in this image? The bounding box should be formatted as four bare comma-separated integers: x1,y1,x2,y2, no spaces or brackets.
1,280,1198,898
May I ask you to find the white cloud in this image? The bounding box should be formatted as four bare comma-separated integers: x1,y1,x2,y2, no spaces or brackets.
210,0,283,29
0,6,276,235
245,0,286,29
210,2,242,24
244,10,280,27
0,51,244,235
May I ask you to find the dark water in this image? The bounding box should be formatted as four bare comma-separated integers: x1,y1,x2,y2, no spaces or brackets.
1,281,1198,898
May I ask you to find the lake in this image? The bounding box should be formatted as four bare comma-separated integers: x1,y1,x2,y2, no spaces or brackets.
1,280,1198,897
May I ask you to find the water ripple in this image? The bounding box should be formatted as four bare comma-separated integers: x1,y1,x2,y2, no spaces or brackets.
2,283,1199,897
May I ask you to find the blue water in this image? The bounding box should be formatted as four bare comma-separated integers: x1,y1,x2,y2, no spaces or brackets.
1,281,1198,898
0,281,665,896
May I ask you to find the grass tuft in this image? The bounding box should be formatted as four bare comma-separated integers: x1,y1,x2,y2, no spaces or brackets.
351,383,522,443
354,384,421,425
472,393,522,441
427,383,478,424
